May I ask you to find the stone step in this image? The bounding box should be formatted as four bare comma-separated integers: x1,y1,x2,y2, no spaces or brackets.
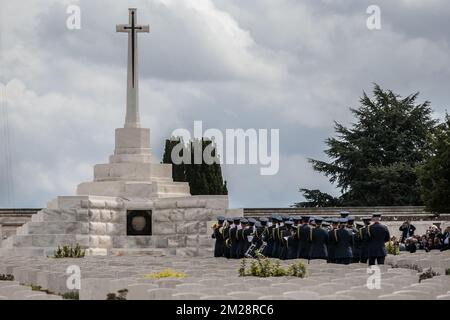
108,248,167,257
31,209,77,223
112,236,154,248
18,222,87,235
0,247,54,257
154,181,190,196
2,235,87,248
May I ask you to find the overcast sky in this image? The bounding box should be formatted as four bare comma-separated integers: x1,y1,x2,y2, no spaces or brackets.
0,0,449,209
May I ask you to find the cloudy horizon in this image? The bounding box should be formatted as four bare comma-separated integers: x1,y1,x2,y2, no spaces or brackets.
0,0,449,209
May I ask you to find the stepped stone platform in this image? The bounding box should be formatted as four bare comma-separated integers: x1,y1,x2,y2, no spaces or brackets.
0,251,448,300
0,195,233,257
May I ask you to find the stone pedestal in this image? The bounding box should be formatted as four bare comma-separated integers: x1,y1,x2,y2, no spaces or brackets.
0,195,236,257
76,126,191,199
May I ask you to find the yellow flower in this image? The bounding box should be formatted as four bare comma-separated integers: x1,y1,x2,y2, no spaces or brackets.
143,268,189,279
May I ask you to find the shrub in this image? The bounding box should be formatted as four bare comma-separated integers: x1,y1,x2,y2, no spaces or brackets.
238,253,307,278
386,239,400,255
31,284,42,291
419,268,439,283
106,289,128,300
143,268,188,279
53,244,85,258
0,274,14,281
62,291,79,300
445,268,450,276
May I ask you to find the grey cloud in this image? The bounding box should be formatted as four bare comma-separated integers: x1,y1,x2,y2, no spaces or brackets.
1,0,449,208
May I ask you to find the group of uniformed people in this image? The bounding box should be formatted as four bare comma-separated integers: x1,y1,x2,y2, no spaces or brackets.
212,211,390,265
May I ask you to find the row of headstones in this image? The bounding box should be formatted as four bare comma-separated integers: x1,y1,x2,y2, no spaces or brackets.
79,270,450,300
1,253,449,300
0,281,62,300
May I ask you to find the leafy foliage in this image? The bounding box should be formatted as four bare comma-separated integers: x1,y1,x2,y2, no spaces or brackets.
386,237,400,255
0,274,14,281
417,115,450,213
106,289,128,300
163,137,228,195
53,244,85,258
292,189,341,207
143,268,189,279
303,84,437,206
419,268,439,283
445,268,450,276
62,291,79,300
238,253,306,278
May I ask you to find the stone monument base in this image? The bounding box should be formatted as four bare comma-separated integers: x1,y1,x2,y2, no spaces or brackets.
0,195,241,257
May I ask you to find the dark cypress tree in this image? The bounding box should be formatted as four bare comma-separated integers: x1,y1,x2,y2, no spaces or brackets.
163,137,227,195
162,138,186,182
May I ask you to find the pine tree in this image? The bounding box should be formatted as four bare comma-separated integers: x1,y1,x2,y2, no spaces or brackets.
417,115,450,213
304,84,437,206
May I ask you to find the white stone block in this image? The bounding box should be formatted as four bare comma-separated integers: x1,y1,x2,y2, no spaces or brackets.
115,127,150,150
152,223,176,235
89,222,107,235
153,209,171,222
155,199,177,210
176,222,199,234
88,210,101,221
76,209,89,222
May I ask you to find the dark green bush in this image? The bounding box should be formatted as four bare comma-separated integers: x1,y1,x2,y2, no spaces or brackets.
419,268,439,283
106,289,128,300
0,274,14,281
53,244,85,258
62,291,79,300
239,253,306,278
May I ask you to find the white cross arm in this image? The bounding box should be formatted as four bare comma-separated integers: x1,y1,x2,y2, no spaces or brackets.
116,24,150,33
116,24,128,32
139,25,150,33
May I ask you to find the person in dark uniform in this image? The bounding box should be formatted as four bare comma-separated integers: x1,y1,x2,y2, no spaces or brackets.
211,216,226,257
263,215,278,257
279,220,293,260
253,218,268,251
353,222,364,263
367,213,390,265
272,216,285,259
237,219,252,258
297,215,311,259
289,217,301,259
327,218,339,263
340,211,350,218
229,217,241,259
359,216,371,263
333,218,353,265
309,217,328,260
248,218,257,231
346,217,359,263
223,217,233,258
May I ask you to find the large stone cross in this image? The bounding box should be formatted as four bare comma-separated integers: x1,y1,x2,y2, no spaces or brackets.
116,8,149,128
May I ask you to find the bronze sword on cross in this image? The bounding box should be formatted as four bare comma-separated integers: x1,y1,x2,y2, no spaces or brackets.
116,8,149,128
